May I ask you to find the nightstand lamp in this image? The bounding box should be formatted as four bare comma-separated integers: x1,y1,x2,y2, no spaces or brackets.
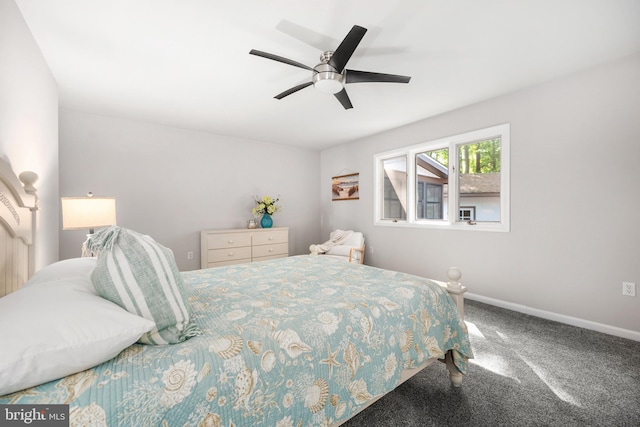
61,192,116,256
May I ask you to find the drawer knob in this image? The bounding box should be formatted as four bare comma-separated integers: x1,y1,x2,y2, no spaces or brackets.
228,240,234,243
269,248,273,252
228,252,233,256
268,237,273,240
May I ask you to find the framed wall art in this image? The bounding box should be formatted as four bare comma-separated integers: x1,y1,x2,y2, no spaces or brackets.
332,172,359,201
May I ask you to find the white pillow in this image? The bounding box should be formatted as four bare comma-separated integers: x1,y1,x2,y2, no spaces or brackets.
22,257,97,291
0,270,155,396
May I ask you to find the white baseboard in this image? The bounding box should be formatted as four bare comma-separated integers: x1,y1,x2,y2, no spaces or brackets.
465,292,640,342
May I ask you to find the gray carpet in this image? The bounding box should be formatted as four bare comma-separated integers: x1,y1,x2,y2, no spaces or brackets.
344,300,640,427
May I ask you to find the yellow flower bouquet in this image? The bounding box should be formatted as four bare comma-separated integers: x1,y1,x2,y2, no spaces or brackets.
252,195,281,217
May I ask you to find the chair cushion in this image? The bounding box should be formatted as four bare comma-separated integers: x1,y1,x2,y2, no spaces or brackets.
325,231,364,262
325,245,353,257
341,232,364,248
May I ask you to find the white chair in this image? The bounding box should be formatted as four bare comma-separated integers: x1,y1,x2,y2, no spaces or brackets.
310,231,365,264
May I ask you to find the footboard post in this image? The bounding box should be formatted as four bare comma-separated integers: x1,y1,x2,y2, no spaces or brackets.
445,351,464,387
445,267,466,387
445,267,466,320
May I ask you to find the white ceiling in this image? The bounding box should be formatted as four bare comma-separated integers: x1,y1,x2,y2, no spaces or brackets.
15,0,640,150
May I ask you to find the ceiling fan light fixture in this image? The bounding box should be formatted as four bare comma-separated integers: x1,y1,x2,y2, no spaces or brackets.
312,63,343,94
313,75,343,94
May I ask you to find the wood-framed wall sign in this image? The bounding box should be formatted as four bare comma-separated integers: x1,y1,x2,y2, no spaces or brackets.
332,173,359,201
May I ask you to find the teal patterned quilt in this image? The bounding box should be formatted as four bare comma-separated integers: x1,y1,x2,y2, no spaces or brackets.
1,256,472,426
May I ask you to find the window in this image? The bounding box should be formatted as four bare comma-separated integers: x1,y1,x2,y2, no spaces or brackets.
381,156,407,220
416,147,448,220
418,182,444,219
374,124,510,232
459,207,475,221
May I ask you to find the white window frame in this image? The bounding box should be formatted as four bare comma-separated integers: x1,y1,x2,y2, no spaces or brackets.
373,123,510,232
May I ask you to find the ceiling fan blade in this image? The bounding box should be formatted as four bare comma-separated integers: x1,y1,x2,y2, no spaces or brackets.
249,49,314,72
345,69,411,84
328,25,367,73
334,89,353,109
276,20,340,52
274,81,313,99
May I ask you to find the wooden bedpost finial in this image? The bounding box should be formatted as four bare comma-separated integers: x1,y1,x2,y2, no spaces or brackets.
447,267,462,292
19,171,39,210
18,171,38,195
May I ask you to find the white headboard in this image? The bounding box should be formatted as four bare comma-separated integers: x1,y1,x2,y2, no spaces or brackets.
0,158,38,297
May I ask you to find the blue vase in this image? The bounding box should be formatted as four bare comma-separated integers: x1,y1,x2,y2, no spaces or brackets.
261,214,273,228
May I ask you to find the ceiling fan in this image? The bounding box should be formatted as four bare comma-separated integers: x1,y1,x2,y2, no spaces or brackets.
249,25,411,109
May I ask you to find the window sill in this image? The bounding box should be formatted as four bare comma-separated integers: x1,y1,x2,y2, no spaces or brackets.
374,220,509,232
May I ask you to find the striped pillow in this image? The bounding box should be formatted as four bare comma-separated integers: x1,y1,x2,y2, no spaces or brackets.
87,226,201,345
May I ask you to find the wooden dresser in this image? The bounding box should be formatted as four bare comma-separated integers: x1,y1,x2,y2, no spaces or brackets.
200,227,289,268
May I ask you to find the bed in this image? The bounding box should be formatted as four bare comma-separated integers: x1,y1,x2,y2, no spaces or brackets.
0,159,472,426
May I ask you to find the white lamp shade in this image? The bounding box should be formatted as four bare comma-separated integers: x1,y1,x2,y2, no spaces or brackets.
61,197,117,230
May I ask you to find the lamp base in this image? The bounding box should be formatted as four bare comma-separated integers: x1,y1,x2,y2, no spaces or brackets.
81,234,96,257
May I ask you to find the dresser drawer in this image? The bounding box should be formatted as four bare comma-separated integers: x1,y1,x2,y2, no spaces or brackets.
207,246,252,263
252,242,288,259
206,233,252,249
252,229,288,246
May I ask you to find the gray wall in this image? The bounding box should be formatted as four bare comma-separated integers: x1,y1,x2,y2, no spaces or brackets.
320,53,640,336
59,110,322,270
0,0,59,269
